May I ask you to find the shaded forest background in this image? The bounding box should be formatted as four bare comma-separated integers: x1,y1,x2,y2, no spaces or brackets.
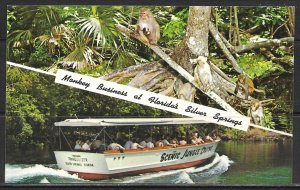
6,6,293,149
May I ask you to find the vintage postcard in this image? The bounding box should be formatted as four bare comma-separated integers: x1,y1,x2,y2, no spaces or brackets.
5,6,293,184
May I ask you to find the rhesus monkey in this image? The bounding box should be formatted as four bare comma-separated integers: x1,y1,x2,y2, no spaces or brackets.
177,83,196,102
248,99,264,126
136,8,160,45
173,79,196,102
234,74,255,100
193,56,213,91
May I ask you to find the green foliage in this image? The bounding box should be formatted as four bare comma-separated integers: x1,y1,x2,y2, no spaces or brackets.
6,67,167,147
29,45,56,67
6,6,293,147
223,128,247,140
7,9,16,33
263,108,276,128
162,9,187,46
237,53,285,78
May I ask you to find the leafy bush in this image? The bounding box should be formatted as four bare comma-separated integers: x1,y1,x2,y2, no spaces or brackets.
237,53,285,78
162,9,187,46
29,45,56,67
263,108,276,128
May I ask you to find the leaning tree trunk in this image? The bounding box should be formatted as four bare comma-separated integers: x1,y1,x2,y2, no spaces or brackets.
172,6,211,74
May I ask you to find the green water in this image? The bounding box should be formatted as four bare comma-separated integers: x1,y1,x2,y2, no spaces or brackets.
216,141,292,185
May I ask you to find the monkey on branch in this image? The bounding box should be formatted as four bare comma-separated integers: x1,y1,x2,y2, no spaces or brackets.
136,8,160,45
248,99,264,126
234,74,265,100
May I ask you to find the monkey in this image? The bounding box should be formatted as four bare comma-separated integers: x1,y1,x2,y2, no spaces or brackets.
177,83,196,102
248,99,264,126
136,8,160,45
234,74,255,100
193,56,213,91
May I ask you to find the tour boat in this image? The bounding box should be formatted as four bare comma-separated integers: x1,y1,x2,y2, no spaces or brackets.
54,118,220,180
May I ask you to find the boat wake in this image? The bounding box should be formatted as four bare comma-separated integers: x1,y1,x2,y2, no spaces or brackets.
121,153,234,184
5,153,233,184
5,164,83,184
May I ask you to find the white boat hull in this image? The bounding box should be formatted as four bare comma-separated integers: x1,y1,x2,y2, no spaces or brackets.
54,140,219,180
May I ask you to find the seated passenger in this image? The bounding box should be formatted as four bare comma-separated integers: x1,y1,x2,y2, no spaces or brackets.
191,136,198,145
162,135,177,147
170,137,179,145
193,132,204,144
155,140,164,147
179,136,187,145
139,140,147,147
146,139,154,148
124,140,133,150
108,143,125,152
81,139,91,151
74,140,82,150
186,132,192,144
90,140,105,153
204,135,214,142
131,139,144,149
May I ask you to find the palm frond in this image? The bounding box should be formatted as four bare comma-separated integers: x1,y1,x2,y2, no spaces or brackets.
7,29,33,48
60,37,104,70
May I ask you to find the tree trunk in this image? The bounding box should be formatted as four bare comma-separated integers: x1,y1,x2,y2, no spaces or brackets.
288,7,295,37
229,6,232,43
110,7,247,113
233,6,240,46
172,6,211,74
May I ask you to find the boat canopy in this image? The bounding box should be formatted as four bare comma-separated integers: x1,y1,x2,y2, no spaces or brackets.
54,118,209,127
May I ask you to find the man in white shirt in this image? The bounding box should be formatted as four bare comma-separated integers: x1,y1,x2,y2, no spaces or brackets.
108,143,125,152
179,136,187,145
131,139,144,149
74,140,82,150
81,140,91,151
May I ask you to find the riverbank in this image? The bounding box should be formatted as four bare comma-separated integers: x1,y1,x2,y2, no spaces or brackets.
220,128,291,142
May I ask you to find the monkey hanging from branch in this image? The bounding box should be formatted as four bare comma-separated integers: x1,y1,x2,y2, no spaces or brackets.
136,8,160,45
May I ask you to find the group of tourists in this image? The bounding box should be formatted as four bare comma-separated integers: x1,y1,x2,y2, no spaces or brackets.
74,139,92,151
74,131,215,153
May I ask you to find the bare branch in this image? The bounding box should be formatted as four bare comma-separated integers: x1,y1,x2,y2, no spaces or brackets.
234,37,294,53
209,22,244,74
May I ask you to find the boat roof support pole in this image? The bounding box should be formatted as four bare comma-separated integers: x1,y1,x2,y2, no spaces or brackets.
59,127,73,151
104,130,114,144
92,127,106,142
59,126,62,150
103,128,106,145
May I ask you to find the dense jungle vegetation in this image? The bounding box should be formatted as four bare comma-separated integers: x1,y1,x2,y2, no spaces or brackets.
6,6,294,148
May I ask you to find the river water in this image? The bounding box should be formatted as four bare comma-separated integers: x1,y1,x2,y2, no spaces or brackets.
5,140,292,185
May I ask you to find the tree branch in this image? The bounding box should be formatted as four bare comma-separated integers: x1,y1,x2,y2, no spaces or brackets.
101,61,163,81
260,48,293,69
234,37,294,53
209,22,244,74
115,23,240,114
